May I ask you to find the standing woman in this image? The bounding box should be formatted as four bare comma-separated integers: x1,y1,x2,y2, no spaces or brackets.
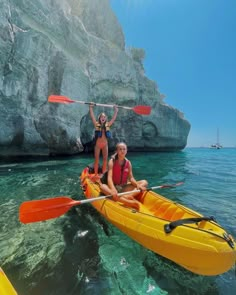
89,104,118,175
100,142,148,210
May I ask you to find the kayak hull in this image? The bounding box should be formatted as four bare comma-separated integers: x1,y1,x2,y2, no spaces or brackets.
80,167,236,276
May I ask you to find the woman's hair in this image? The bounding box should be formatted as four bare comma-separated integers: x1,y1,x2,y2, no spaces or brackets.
111,142,127,159
98,112,107,123
116,142,127,150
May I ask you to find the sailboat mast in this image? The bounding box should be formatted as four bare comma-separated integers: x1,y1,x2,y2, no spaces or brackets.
210,128,222,148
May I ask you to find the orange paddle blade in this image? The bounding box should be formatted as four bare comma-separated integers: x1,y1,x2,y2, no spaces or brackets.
132,105,151,115
19,197,81,224
48,95,75,104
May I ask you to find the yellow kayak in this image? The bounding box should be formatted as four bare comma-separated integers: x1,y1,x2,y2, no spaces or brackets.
0,268,17,295
80,167,236,276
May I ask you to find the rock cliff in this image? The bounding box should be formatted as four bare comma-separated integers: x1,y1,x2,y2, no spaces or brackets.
0,0,190,156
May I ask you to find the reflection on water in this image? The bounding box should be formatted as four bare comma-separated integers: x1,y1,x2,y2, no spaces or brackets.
0,149,236,294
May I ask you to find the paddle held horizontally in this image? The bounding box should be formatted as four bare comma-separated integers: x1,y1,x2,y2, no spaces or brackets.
19,182,183,224
48,95,151,115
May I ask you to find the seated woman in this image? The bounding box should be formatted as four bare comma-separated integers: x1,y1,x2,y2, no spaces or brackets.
99,142,148,210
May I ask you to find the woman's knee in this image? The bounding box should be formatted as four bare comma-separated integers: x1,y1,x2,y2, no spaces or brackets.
139,180,148,187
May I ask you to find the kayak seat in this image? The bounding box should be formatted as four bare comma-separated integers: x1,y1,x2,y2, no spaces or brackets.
141,193,185,220
138,203,152,214
170,209,185,221
153,202,171,218
161,205,178,220
162,206,186,221
147,199,164,212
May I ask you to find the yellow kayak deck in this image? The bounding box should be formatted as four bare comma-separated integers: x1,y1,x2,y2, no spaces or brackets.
80,167,236,276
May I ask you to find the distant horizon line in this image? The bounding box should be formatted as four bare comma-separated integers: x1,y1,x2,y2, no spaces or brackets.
186,146,236,148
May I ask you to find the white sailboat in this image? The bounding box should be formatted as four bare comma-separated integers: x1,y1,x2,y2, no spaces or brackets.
211,128,222,149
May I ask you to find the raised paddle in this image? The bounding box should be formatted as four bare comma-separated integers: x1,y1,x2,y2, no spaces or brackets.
48,95,151,115
19,182,183,224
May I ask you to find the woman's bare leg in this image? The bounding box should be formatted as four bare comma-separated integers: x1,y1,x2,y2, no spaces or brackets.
122,180,147,195
94,145,101,175
99,183,139,209
101,144,108,173
119,180,148,209
119,196,140,210
99,183,112,196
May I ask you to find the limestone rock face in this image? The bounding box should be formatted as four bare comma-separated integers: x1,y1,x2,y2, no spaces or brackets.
0,0,190,156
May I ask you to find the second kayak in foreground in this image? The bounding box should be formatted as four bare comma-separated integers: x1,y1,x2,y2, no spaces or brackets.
0,267,18,295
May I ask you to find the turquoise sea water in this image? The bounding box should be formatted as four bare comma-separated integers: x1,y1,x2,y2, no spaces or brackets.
0,148,236,295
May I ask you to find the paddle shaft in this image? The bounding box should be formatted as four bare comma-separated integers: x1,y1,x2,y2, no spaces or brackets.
66,183,184,205
81,183,184,204
72,100,133,110
150,182,184,190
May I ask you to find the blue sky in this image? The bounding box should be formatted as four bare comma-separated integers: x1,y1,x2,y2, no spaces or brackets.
110,0,236,147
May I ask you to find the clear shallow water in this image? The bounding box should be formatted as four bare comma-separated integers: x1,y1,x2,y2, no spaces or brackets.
0,148,236,295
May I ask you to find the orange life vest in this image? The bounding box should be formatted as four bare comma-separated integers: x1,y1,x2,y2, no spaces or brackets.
95,122,111,139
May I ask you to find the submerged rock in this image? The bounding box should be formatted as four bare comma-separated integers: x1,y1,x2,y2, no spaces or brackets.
0,0,190,156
